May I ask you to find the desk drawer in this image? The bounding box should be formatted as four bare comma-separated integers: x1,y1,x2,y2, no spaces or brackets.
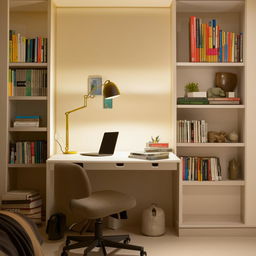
83,162,178,171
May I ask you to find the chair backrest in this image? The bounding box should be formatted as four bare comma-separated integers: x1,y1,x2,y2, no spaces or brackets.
54,163,92,224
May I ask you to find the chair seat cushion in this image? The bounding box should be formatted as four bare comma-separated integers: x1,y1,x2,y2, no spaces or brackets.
70,190,136,219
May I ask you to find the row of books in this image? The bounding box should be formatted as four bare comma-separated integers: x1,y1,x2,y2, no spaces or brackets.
9,30,47,63
181,156,222,181
13,115,40,127
9,141,47,164
177,97,240,105
177,120,208,143
190,17,243,62
1,190,42,224
8,68,47,96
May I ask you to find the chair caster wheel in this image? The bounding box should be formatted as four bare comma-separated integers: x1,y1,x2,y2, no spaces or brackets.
65,239,70,246
124,238,130,244
140,250,147,256
61,251,68,256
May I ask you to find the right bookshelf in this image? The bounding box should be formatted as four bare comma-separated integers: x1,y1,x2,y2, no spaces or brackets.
174,0,246,231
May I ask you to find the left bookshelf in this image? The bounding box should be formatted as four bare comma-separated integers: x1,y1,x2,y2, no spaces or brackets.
0,0,50,222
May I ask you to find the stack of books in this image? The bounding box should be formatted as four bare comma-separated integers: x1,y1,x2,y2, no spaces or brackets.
129,151,169,160
144,142,172,153
1,190,42,224
177,97,209,105
190,17,243,62
181,156,222,181
13,115,40,127
208,97,240,105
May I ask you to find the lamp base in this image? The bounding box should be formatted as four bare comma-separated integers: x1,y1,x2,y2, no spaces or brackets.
63,150,77,154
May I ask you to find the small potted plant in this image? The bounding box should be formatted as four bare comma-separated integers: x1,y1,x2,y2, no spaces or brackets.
185,82,207,98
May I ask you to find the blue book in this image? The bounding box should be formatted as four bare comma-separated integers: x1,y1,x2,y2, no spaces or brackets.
15,115,40,119
219,30,222,62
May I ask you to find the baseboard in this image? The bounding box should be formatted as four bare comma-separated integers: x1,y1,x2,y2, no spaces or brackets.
179,227,256,236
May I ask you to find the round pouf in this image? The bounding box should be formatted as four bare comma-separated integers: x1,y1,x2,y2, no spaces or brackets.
141,204,165,236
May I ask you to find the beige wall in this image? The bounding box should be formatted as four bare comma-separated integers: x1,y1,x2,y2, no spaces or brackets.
55,7,172,226
55,7,171,153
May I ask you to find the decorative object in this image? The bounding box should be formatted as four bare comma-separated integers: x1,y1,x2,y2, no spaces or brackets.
215,72,237,92
151,136,160,143
228,159,240,180
141,204,165,236
187,91,207,97
228,131,239,142
208,131,228,143
207,87,225,98
226,91,236,98
185,82,199,93
88,75,102,95
64,80,120,154
103,98,112,109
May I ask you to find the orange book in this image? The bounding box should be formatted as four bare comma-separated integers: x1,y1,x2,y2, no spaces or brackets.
190,16,197,62
37,37,42,63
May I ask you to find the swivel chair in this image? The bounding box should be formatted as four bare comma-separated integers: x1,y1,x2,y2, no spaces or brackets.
54,163,146,256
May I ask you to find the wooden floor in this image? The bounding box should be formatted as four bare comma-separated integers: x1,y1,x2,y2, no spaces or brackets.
41,227,256,256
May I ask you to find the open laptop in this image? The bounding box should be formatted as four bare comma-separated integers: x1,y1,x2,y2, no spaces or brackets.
80,132,119,156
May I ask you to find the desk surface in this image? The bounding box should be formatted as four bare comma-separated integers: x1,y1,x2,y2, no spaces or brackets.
47,151,180,163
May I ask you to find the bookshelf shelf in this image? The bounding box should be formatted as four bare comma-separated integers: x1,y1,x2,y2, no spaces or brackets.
9,63,47,68
181,214,244,228
182,180,245,186
177,143,245,147
9,96,47,101
177,62,245,67
8,164,46,168
174,0,247,232
177,105,245,109
9,127,47,132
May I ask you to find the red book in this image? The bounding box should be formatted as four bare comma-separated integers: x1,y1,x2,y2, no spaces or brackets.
148,143,169,148
190,16,197,62
37,37,42,63
228,32,232,62
31,142,35,164
209,97,240,101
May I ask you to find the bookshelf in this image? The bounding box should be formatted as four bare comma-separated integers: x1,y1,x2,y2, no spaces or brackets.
0,0,52,220
173,0,247,232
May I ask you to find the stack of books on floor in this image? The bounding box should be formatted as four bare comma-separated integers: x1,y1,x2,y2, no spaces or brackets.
129,151,169,160
1,190,42,224
208,97,240,105
13,115,40,127
177,97,209,105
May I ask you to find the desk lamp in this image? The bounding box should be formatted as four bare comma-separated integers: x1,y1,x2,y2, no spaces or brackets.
64,80,120,154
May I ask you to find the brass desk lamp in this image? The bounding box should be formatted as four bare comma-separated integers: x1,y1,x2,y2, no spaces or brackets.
64,80,120,154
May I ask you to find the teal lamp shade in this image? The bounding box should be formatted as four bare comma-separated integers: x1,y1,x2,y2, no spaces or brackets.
103,80,120,99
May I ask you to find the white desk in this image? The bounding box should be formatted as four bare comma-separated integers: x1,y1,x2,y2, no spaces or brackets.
46,152,180,220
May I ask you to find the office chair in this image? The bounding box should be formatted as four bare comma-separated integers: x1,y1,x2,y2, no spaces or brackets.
54,163,146,256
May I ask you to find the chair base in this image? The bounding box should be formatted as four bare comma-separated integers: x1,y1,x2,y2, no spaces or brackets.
61,219,146,256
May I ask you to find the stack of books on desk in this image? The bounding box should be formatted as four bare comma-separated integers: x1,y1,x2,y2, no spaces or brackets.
1,190,42,224
13,115,40,127
129,151,169,160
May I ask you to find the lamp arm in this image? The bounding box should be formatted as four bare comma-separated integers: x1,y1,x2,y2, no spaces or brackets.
64,92,95,153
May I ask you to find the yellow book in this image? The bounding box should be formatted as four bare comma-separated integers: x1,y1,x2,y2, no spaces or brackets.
8,69,12,96
12,34,18,62
209,25,213,62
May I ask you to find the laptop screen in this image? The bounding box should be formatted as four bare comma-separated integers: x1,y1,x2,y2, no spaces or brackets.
98,132,119,154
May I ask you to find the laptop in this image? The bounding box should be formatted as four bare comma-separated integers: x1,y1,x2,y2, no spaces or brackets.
80,132,119,156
